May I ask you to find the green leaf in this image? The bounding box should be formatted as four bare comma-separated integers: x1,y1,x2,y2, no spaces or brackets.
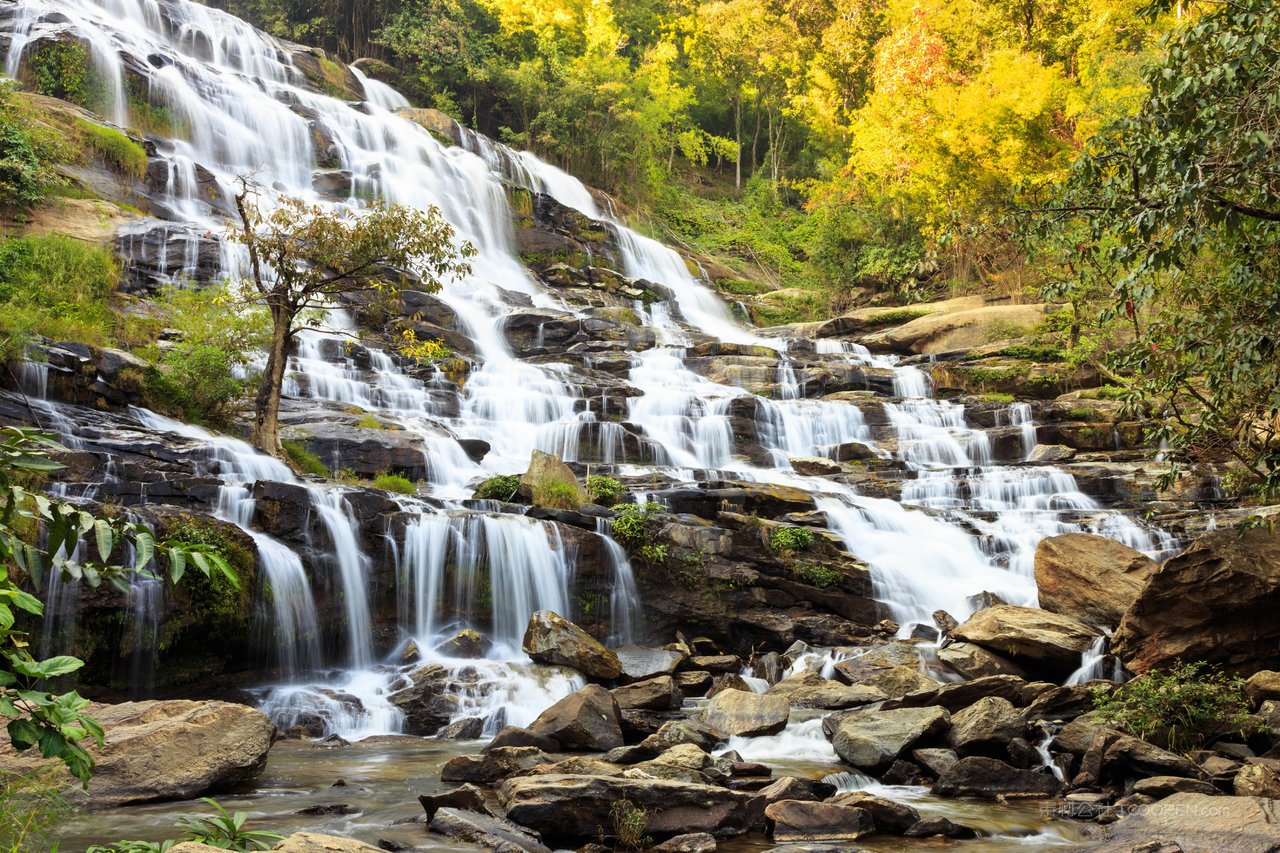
169,549,186,585
94,519,114,563
133,530,155,572
7,717,42,750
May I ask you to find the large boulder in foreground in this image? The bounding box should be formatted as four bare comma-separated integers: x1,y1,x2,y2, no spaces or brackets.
499,774,754,840
933,756,1061,799
701,689,791,737
1083,792,1280,852
528,685,624,751
271,834,382,853
831,706,950,772
952,605,1099,676
764,800,874,842
1113,527,1280,675
523,610,622,679
0,700,274,806
1034,533,1159,627
428,807,552,853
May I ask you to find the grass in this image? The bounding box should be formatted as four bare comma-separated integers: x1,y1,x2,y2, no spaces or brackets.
473,474,520,501
75,119,147,180
533,479,582,510
791,561,844,589
0,235,120,359
770,526,815,552
998,343,1067,363
371,472,415,494
981,392,1016,404
355,412,384,430
864,307,932,327
281,439,328,478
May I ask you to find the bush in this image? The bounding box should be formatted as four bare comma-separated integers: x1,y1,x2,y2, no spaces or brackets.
29,40,109,111
1092,661,1259,753
611,502,666,565
0,235,119,358
608,798,651,850
585,474,624,505
281,439,328,478
371,472,415,494
473,474,519,501
534,479,581,510
792,561,843,588
0,82,69,208
145,344,246,426
770,526,815,553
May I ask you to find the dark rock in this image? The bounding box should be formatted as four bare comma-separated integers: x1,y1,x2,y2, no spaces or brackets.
753,776,837,805
912,747,960,778
765,800,874,842
880,760,923,785
828,791,920,833
485,726,560,753
418,784,491,821
438,717,484,740
933,756,1062,798
904,816,978,839
650,833,717,853
428,807,551,853
441,747,550,783
611,676,682,711
522,610,621,679
528,685,624,752
831,706,951,772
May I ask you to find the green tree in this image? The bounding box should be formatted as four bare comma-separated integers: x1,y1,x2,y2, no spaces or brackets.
229,185,473,455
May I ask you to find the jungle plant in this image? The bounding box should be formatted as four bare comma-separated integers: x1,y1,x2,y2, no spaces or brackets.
610,502,667,565
585,475,625,506
769,526,815,553
472,474,519,502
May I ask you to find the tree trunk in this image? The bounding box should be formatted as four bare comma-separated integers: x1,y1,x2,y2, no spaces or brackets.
734,98,742,191
253,306,292,456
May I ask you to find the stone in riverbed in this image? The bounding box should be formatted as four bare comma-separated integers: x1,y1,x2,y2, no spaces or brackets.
937,642,1027,680
611,676,682,710
912,747,960,778
1245,670,1280,707
753,776,837,805
947,696,1026,755
1133,776,1220,798
1034,533,1159,627
831,706,950,773
765,671,886,709
441,747,551,783
689,654,743,673
418,784,491,820
616,645,686,681
859,665,937,699
271,834,383,852
765,800,874,842
904,816,978,839
428,807,552,853
437,717,484,739
1234,761,1280,798
827,791,920,833
932,756,1061,798
1084,792,1280,852
702,689,791,737
952,605,1100,676
528,684,624,751
676,671,713,695
650,833,717,853
519,449,588,507
522,610,621,679
485,726,561,753
439,628,491,658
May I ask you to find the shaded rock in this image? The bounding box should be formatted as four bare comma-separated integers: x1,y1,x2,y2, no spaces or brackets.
439,629,491,659
486,726,560,753
441,747,550,783
702,689,791,737
1023,683,1103,721
860,666,937,699
881,674,1028,713
388,665,459,736
904,816,978,839
1113,527,1280,676
952,605,1100,676
616,646,686,681
790,456,842,476
650,833,717,853
765,800,874,842
881,760,923,785
912,747,960,778
418,784,491,821
690,654,743,673
1246,671,1280,708
831,706,951,772
828,791,920,833
676,671,713,695
522,610,622,679
754,776,837,805
766,672,886,710
933,756,1061,798
1235,761,1280,798
1084,792,1280,852
947,696,1026,755
428,807,552,853
1035,533,1159,627
271,833,382,852
937,642,1027,680
1133,776,1220,798
528,685,624,752
706,673,751,698
612,676,682,711
437,717,485,740
638,720,720,754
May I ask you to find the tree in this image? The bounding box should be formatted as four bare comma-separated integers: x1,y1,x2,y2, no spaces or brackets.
0,428,235,785
1040,0,1280,493
230,185,474,456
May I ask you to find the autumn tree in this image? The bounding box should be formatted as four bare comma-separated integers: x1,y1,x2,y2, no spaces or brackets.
231,185,473,455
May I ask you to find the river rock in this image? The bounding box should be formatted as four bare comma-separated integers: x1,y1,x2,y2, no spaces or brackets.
947,696,1026,755
439,628,491,658
441,747,551,783
1133,776,1220,798
1235,761,1280,797
828,791,920,833
1034,533,1159,627
690,654,743,673
528,684,624,751
611,676,682,711
765,800,874,842
650,833,717,853
0,700,275,806
486,726,561,753
859,666,937,699
522,610,622,679
616,645,687,681
904,816,977,839
933,756,1061,798
912,747,960,778
518,450,588,507
429,808,552,853
388,664,460,735
952,605,1100,675
638,720,720,754
831,706,951,772
1245,671,1280,707
882,674,1028,713
936,642,1027,679
271,833,382,852
766,671,886,709
1083,792,1280,852
702,689,791,737
754,776,837,804
499,774,754,839
419,784,491,820
1112,526,1280,675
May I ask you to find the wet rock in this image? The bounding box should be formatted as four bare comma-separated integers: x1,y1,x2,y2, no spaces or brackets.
936,642,1027,680
706,673,751,698
765,800,874,842
1246,670,1280,708
295,803,359,815
438,717,485,740
882,674,1028,713
789,456,841,476
418,784,492,821
428,807,552,853
1084,792,1280,852
828,791,920,833
388,665,459,735
1234,761,1280,797
831,706,951,773
702,689,791,737
522,610,622,679
933,756,1061,798
677,671,713,695
904,816,978,838
638,720,721,754
439,628,491,658
859,666,937,699
485,726,561,753
611,676,682,711
499,774,754,840
441,747,551,783
912,747,960,778
947,696,1026,755
1024,683,1104,721
754,776,837,805
952,605,1100,676
880,760,923,785
650,833,717,853
831,641,921,684
1113,526,1280,676
1133,776,1220,798
271,833,383,852
933,609,960,634
528,684,624,751
766,672,886,710
689,654,743,673
1034,533,1159,627
396,107,460,144
616,645,687,681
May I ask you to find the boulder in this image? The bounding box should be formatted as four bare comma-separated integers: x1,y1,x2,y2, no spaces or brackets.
881,674,1028,713
1246,671,1280,708
936,642,1027,680
1112,527,1280,675
1034,533,1159,627
528,685,624,751
650,833,717,853
638,720,720,754
831,706,951,772
827,791,920,833
439,628,491,658
518,450,587,507
904,816,977,839
522,610,622,679
611,676,682,711
952,605,1100,675
789,456,842,476
441,747,552,783
766,672,886,710
388,664,460,735
702,689,791,737
499,774,754,839
1133,776,1219,798
419,784,491,821
486,726,561,753
912,747,960,778
946,696,1026,755
859,666,937,699
616,646,686,681
932,756,1061,798
428,808,552,853
0,700,274,806
1235,761,1280,798
765,800,874,842
1084,792,1280,852
753,776,837,805
271,834,382,852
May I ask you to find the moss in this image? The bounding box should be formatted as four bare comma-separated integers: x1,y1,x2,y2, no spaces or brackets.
863,307,931,327
1080,384,1129,400
791,561,844,589
997,343,1067,363
282,439,328,478
355,412,385,430
981,392,1016,404
507,186,533,218
596,307,641,326
74,119,147,179
163,515,256,627
718,278,772,296
473,474,520,501
371,472,415,494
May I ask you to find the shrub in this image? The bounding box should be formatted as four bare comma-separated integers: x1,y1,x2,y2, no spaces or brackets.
534,479,582,510
770,526,815,553
1092,661,1259,753
0,235,119,358
473,474,519,501
998,343,1067,363
371,472,415,494
792,561,843,588
29,40,109,112
0,82,69,208
145,344,246,426
281,439,328,478
608,798,651,850
585,474,624,505
981,392,1016,404
611,502,666,565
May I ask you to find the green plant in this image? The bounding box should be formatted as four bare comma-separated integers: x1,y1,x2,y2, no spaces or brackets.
0,235,120,359
280,439,327,478
1092,661,1260,753
769,526,815,553
585,475,624,505
74,120,147,180
172,798,283,851
144,345,248,427
355,412,384,430
534,480,582,510
791,561,844,589
29,41,108,113
472,474,520,502
0,768,71,852
611,502,666,565
371,472,415,495
864,307,931,327
85,842,173,853
608,798,652,850
980,392,1016,404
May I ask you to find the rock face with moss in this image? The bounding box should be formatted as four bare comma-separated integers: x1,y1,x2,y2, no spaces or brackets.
519,450,588,509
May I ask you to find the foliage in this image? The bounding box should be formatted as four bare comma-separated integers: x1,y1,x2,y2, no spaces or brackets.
29,41,108,113
1092,661,1259,753
398,328,453,363
280,439,328,478
371,472,416,495
532,480,581,510
87,797,281,853
472,474,519,501
610,502,666,565
770,526,815,553
0,82,69,208
74,120,147,180
607,797,651,850
145,345,248,427
791,561,843,588
0,768,72,853
585,474,624,505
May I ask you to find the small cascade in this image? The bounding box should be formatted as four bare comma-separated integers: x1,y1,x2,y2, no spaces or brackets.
308,489,374,669
596,518,641,647
1036,729,1066,782
1065,634,1125,685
